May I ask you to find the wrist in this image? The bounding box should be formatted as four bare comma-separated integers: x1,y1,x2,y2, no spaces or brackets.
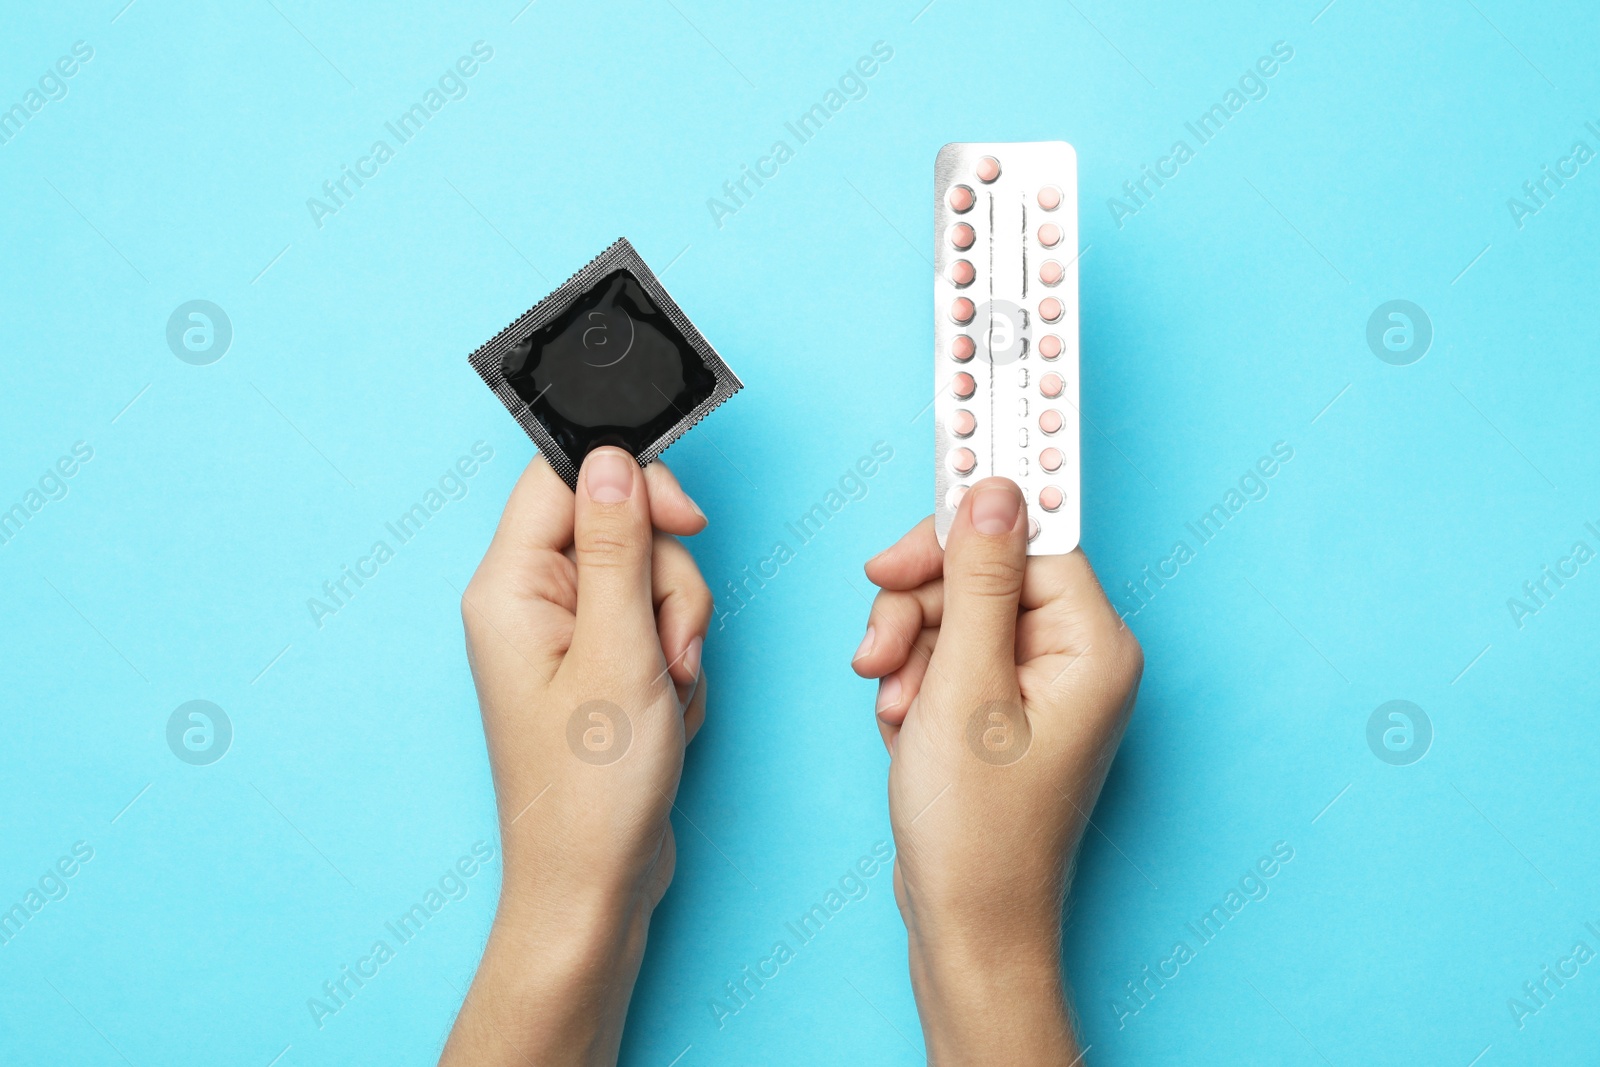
488,883,652,995
899,877,1066,975
463,892,652,1065
905,915,1077,1065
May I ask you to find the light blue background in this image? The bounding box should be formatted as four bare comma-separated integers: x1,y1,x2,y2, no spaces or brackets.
3,0,1598,1063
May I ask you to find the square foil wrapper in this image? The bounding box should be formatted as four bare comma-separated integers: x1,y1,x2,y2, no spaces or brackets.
468,237,742,488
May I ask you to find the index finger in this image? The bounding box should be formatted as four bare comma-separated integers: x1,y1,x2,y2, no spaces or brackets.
1017,547,1119,613
643,460,708,537
486,455,575,561
864,516,943,591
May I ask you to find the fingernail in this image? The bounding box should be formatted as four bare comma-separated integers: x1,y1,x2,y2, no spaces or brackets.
970,485,1020,535
876,674,901,714
683,636,702,680
688,495,707,522
586,451,635,503
853,626,876,662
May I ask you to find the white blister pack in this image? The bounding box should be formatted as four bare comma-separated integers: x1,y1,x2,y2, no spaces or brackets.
933,141,1080,554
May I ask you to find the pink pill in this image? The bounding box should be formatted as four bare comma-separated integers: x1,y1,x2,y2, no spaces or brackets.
950,259,975,287
1037,185,1062,211
951,335,975,362
1039,486,1064,512
951,409,976,437
1040,447,1063,472
1028,518,1041,541
1038,334,1062,359
975,156,1001,183
1037,223,1061,247
1039,373,1063,399
950,297,975,325
950,447,977,475
951,223,975,250
951,372,976,399
1038,409,1063,434
1039,260,1063,286
1039,297,1063,323
948,184,975,213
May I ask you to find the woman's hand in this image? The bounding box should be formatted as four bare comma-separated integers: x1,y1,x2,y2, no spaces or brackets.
441,448,712,1067
853,478,1143,1065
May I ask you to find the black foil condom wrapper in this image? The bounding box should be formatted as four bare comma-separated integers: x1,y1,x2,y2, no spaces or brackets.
467,237,743,488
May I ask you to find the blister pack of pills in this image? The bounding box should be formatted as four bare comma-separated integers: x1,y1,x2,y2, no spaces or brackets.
933,141,1080,554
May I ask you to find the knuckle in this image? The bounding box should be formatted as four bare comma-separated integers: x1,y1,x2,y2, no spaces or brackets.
677,580,714,627
575,524,647,571
869,589,906,624
657,547,713,625
1106,627,1145,689
1122,632,1146,681
957,557,1026,599
459,575,489,629
1079,592,1132,645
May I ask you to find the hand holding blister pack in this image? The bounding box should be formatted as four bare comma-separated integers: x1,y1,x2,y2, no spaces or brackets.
933,141,1080,554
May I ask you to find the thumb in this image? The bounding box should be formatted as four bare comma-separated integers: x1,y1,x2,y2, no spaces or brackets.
930,478,1027,690
566,447,662,687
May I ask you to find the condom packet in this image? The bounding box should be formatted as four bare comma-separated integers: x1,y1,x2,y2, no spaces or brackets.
468,237,742,488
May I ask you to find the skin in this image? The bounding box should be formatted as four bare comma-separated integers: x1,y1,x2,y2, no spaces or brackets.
441,448,713,1066
443,461,1141,1066
852,478,1143,1064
